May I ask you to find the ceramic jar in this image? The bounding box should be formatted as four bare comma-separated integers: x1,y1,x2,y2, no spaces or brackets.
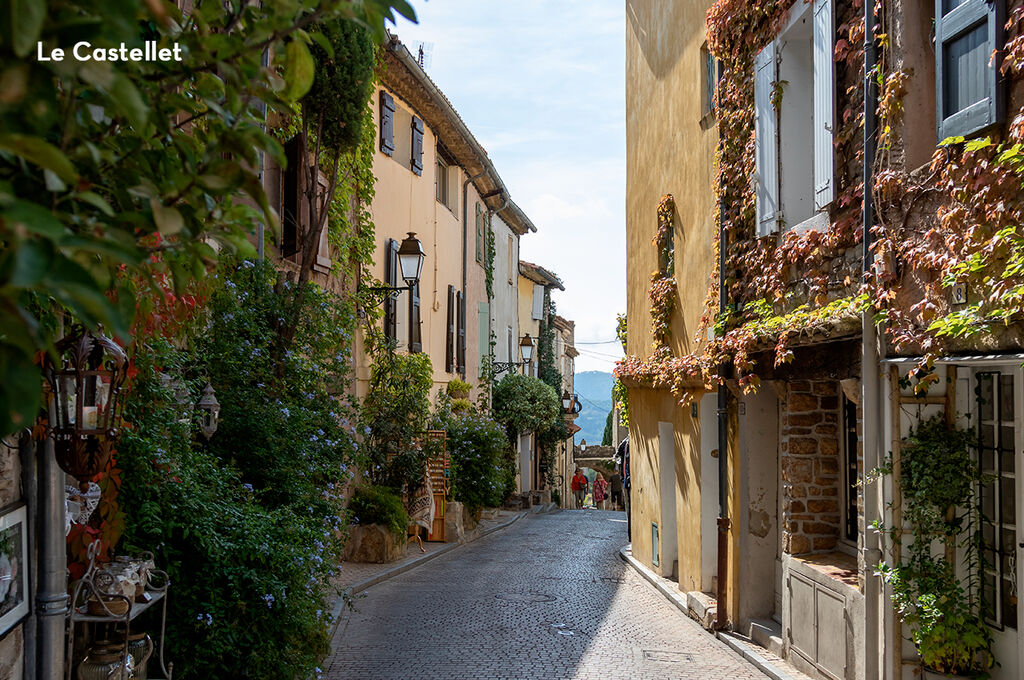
125,632,153,680
77,643,134,680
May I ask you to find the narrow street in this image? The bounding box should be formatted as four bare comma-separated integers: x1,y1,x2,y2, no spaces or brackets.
326,510,766,680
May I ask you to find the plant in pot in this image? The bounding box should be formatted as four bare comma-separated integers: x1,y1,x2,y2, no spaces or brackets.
447,378,472,401
873,415,993,679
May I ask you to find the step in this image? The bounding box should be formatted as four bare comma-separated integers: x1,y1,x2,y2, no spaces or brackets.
749,617,785,657
685,590,717,629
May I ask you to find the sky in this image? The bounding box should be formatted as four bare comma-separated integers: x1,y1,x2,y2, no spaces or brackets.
394,0,626,374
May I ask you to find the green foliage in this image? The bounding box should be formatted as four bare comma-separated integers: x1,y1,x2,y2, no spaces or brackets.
612,379,629,427
874,416,992,676
537,290,562,394
451,398,473,413
117,336,346,680
445,411,514,510
492,373,561,440
602,408,614,446
0,0,417,437
304,19,375,154
484,213,496,299
446,378,472,397
348,485,408,536
360,340,436,492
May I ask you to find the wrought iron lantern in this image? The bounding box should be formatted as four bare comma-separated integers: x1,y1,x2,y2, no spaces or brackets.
397,232,426,287
197,383,220,440
562,390,573,412
43,327,128,490
519,334,534,363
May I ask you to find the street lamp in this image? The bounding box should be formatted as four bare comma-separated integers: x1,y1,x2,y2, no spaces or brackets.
562,390,573,412
43,327,128,490
494,334,536,376
197,383,221,439
362,232,426,297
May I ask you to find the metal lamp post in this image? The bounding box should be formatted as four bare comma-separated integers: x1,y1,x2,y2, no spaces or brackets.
363,232,426,297
494,334,535,376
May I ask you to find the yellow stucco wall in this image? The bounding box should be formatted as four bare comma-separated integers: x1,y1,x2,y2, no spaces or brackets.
625,0,722,590
517,274,541,377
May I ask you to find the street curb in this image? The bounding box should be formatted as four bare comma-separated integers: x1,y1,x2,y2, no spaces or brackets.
618,545,799,680
329,511,526,635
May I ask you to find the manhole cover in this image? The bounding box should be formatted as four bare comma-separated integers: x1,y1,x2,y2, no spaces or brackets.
495,592,557,603
643,650,696,663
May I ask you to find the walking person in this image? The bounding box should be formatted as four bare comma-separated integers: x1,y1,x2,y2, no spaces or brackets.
593,473,609,510
571,468,588,509
609,469,624,511
617,436,630,539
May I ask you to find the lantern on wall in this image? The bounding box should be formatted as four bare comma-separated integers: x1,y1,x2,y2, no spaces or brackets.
197,383,220,440
43,327,128,490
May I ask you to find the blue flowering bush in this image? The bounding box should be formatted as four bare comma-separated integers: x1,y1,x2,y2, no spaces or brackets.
446,411,515,510
116,260,356,679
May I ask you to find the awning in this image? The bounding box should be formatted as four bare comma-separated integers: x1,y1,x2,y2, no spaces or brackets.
880,353,1024,366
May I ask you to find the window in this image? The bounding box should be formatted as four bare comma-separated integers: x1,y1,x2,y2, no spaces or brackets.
507,235,514,285
977,372,1017,630
446,286,455,372
475,203,484,263
936,0,1005,140
379,91,395,156
383,238,398,341
531,284,544,320
411,115,424,176
436,148,452,208
754,0,834,236
701,44,719,118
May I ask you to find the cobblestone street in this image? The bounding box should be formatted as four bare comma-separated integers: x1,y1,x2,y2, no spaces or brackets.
326,510,768,680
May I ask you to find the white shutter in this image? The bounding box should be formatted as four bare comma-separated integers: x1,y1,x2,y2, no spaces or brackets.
531,284,544,320
754,42,778,237
813,0,835,210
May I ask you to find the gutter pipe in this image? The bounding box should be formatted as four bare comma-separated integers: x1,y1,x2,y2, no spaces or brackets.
715,146,731,631
38,435,67,680
19,432,36,680
862,1,883,677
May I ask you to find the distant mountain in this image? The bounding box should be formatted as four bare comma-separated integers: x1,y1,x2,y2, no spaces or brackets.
572,370,614,445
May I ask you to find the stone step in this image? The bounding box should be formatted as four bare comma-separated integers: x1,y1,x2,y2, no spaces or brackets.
684,591,717,629
749,617,784,657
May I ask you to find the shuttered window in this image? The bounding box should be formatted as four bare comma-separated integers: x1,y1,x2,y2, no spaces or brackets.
813,0,835,210
754,42,778,237
456,291,466,375
383,238,398,341
380,91,395,156
409,281,422,353
936,0,1005,140
411,116,424,176
282,136,302,258
446,285,455,372
531,284,544,320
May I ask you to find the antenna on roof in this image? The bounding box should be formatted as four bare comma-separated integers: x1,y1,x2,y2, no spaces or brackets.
411,41,433,69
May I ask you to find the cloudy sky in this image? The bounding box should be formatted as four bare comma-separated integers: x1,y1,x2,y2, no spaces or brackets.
394,1,626,374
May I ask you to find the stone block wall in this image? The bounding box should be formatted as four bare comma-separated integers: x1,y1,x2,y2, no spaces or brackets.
780,380,841,555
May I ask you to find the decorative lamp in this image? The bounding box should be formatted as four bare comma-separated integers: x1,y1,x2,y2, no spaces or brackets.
43,327,128,490
562,390,572,412
519,334,534,363
397,232,426,287
197,383,221,440
580,438,587,453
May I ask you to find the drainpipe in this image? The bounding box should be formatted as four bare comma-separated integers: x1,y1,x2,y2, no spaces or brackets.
715,159,732,631
861,1,882,677
19,431,36,680
38,435,67,680
462,171,486,379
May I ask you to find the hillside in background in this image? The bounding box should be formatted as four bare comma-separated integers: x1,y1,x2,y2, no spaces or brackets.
572,370,614,445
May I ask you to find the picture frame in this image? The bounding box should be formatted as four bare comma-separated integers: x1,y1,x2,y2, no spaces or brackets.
0,503,29,637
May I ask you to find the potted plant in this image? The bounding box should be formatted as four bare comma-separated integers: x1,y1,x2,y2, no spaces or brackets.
874,415,993,679
446,378,472,400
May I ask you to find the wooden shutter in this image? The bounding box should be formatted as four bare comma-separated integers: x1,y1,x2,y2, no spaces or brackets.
282,136,302,257
456,291,466,374
531,284,544,320
935,0,1005,140
446,285,455,372
813,0,835,210
383,238,398,341
409,282,422,353
411,116,424,176
380,91,395,156
754,42,778,237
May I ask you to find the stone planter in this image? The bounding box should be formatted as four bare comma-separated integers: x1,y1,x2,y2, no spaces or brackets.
343,524,405,563
922,668,978,680
463,505,480,531
444,501,464,543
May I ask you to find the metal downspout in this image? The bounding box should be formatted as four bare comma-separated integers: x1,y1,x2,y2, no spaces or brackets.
19,432,36,680
715,157,731,631
862,1,883,677
38,435,67,680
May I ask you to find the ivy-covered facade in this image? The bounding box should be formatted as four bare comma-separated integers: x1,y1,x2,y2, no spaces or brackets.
623,0,1024,679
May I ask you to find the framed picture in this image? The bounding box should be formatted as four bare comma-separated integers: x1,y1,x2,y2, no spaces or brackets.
0,503,29,637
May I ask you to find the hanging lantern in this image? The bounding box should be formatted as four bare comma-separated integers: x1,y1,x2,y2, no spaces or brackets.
197,383,220,440
43,327,128,490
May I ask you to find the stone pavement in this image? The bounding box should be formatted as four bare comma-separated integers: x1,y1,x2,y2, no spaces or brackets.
325,509,769,680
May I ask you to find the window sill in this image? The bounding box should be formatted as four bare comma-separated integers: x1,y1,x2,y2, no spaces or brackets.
786,210,829,235
789,551,859,592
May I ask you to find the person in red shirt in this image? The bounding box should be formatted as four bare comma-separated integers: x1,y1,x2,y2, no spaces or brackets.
570,468,589,508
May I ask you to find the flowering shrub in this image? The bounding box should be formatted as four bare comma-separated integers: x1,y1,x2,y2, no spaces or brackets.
446,411,515,510
348,485,409,536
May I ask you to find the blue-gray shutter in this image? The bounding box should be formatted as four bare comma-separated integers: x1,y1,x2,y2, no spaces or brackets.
380,91,395,156
935,0,1005,140
754,42,778,237
411,116,424,176
813,0,835,210
384,238,398,340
